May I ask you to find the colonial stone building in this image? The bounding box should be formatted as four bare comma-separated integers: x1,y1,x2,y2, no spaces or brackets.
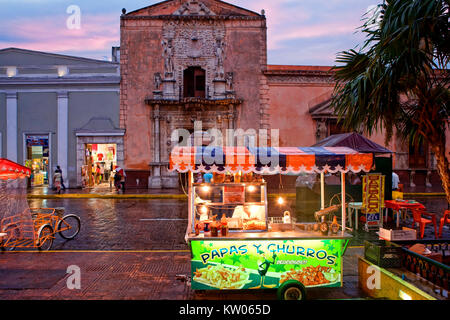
120,0,270,188
120,0,446,190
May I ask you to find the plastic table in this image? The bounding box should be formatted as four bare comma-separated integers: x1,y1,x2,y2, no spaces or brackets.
384,200,425,228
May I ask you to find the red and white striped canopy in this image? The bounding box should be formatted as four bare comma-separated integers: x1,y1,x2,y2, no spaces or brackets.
169,146,374,174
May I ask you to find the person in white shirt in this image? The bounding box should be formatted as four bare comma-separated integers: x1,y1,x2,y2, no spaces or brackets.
392,172,400,191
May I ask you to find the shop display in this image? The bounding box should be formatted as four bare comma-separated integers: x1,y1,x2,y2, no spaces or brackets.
25,135,49,186
83,143,117,187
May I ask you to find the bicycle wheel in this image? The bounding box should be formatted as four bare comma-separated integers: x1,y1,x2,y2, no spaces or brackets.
1,224,21,251
57,214,81,240
37,225,54,251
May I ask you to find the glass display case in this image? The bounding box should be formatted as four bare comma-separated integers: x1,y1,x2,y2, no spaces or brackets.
192,182,268,233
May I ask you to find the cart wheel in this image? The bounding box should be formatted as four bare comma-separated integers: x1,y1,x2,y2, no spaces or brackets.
57,214,81,240
37,225,54,251
277,280,306,300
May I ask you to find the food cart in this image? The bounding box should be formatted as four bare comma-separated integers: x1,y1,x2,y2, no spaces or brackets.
170,146,374,299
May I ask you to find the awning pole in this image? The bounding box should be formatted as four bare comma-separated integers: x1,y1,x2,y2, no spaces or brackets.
320,172,325,210
187,172,194,235
341,172,346,234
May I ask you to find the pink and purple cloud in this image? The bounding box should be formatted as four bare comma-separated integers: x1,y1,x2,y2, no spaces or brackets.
0,0,379,65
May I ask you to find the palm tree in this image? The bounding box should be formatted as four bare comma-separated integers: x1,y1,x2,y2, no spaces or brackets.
331,0,450,202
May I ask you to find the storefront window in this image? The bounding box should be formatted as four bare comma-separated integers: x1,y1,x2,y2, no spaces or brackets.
25,135,49,186
82,143,117,188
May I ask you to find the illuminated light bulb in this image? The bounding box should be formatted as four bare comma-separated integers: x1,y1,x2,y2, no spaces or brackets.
249,205,259,216
57,66,68,77
200,206,208,214
247,185,256,192
277,197,284,205
6,66,17,78
202,185,210,192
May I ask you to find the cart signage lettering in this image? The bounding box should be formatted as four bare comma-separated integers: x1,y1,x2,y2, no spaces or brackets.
362,174,385,224
191,239,343,290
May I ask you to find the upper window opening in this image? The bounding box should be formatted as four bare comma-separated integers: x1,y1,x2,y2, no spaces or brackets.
184,67,205,98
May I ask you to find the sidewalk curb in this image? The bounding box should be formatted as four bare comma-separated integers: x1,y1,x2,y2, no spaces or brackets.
27,192,446,199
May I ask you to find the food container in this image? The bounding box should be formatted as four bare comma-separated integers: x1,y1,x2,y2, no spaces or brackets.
364,240,402,268
210,222,219,237
203,221,211,232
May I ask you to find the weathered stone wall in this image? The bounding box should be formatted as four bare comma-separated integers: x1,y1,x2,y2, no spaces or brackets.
120,0,267,179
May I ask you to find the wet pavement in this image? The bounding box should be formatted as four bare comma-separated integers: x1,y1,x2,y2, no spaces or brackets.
0,247,365,300
0,196,448,300
26,199,189,251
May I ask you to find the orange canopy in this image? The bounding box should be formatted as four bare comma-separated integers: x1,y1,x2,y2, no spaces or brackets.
0,158,31,180
169,146,374,174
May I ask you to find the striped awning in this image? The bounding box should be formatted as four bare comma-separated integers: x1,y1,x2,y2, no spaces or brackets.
169,146,373,174
0,158,32,180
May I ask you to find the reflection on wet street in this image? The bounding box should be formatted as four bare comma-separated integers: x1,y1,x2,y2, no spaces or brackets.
28,199,188,250
27,196,448,251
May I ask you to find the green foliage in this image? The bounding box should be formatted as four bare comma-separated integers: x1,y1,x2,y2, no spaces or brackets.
331,0,449,146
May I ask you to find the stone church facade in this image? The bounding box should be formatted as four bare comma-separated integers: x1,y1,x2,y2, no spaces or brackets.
120,0,270,188
120,0,446,190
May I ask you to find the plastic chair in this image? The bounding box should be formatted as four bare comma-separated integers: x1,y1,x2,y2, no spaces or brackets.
439,210,450,238
411,209,438,239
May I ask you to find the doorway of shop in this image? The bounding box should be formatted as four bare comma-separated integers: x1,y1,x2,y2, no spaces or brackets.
82,143,117,188
25,135,50,187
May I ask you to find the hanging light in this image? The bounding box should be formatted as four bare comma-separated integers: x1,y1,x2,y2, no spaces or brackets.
202,185,210,192
247,185,256,192
200,206,208,215
277,196,284,205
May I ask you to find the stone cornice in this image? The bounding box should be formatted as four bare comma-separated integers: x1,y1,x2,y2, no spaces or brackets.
264,69,334,77
145,97,242,106
121,14,265,21
0,76,120,86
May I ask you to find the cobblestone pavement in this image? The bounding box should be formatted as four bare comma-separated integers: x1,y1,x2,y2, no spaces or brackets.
27,199,189,250
0,248,365,300
0,197,447,300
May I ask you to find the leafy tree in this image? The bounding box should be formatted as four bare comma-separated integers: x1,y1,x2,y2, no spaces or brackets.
331,0,450,202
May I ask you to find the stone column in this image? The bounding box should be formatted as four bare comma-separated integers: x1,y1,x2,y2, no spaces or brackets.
228,104,235,130
6,92,18,162
149,105,162,189
57,91,69,187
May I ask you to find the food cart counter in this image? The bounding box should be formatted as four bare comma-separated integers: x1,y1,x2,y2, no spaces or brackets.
189,229,352,240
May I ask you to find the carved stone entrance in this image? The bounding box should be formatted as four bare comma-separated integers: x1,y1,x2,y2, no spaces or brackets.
146,97,241,188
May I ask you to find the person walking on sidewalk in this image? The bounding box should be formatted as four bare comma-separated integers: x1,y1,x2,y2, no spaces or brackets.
116,166,126,192
53,169,62,194
55,165,66,191
114,165,126,192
